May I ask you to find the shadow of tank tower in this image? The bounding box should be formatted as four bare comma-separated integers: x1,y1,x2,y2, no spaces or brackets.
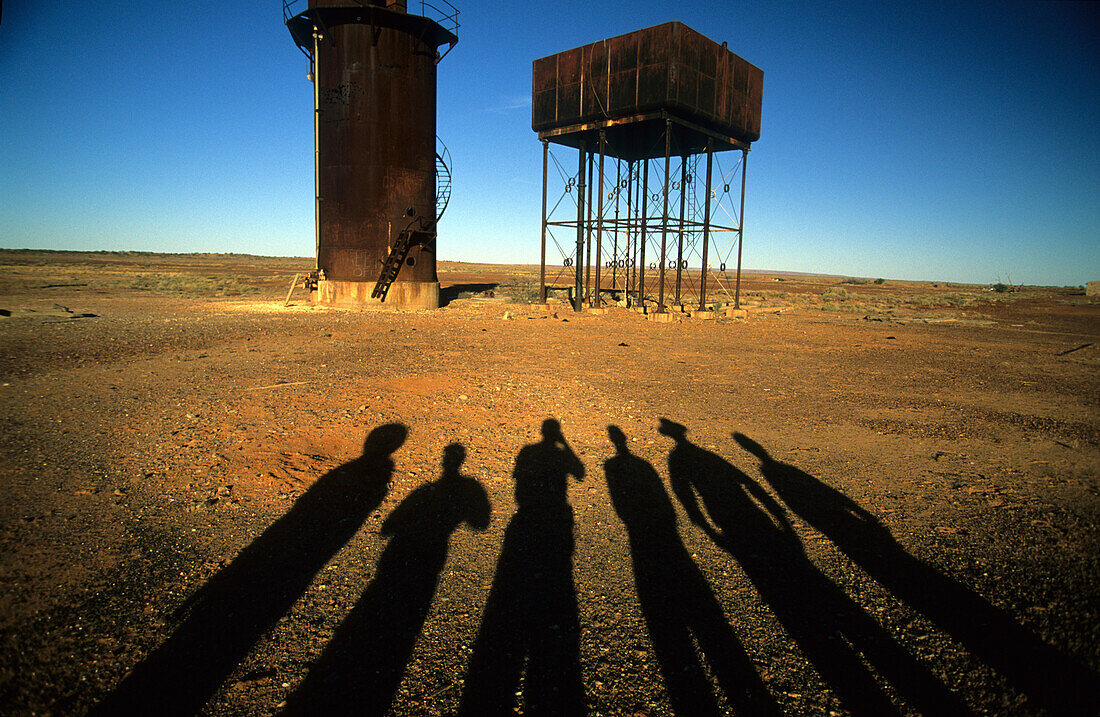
284,0,458,310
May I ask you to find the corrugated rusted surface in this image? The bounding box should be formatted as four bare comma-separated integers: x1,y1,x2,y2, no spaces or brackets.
314,10,438,286
532,22,762,145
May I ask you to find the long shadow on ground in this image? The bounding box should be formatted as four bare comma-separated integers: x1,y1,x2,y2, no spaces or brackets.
281,443,490,716
439,283,499,306
90,423,407,717
604,425,780,716
734,432,1100,716
660,418,970,717
459,419,586,717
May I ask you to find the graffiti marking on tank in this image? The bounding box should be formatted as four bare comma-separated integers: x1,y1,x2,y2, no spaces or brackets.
352,250,372,278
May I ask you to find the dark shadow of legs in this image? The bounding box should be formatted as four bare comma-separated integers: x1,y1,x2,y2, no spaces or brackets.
281,443,490,716
734,431,1100,716
89,423,408,717
660,419,970,717
604,426,779,716
459,419,586,717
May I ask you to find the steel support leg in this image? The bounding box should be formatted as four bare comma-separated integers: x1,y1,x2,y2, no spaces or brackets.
595,131,606,308
575,142,586,312
639,159,648,307
539,139,548,303
629,159,638,299
658,119,671,312
700,141,713,311
676,155,686,303
612,159,621,292
735,148,747,309
585,151,594,303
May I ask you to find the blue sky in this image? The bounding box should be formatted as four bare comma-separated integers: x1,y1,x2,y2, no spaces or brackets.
1,1,1097,286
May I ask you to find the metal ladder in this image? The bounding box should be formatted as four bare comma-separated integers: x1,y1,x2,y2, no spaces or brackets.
372,228,434,301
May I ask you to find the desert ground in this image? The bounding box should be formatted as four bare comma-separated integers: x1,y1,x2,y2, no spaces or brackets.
0,249,1097,716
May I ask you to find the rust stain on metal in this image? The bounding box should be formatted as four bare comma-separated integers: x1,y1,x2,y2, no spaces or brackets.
317,18,438,284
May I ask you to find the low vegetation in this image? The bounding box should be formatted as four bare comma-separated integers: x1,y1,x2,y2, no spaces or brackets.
127,273,260,295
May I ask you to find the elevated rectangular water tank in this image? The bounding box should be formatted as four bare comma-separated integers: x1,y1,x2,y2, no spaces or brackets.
532,22,763,145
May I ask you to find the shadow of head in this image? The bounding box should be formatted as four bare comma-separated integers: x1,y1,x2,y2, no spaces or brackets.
657,418,687,440
442,442,466,474
733,432,770,462
541,418,564,442
364,423,408,457
607,425,628,451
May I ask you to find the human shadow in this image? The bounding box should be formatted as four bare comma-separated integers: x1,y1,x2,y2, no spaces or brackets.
734,432,1100,716
281,442,490,716
459,418,586,717
90,423,407,717
660,419,971,717
603,426,780,716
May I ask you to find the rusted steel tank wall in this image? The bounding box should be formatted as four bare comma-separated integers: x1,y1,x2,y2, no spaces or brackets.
316,9,438,300
532,21,763,145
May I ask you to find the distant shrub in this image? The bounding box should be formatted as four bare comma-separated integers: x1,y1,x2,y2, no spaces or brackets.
822,287,849,301
874,278,885,285
904,293,979,309
499,280,541,304
992,282,1011,293
840,277,870,285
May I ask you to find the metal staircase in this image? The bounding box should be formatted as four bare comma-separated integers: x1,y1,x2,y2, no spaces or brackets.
371,137,452,302
436,139,452,221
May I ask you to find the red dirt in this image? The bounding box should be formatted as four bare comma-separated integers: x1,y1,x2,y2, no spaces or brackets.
0,251,1097,715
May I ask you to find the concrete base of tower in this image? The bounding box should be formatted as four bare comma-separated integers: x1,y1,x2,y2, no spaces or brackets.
312,280,440,310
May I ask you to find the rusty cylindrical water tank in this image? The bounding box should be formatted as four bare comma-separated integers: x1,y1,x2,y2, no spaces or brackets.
285,1,458,309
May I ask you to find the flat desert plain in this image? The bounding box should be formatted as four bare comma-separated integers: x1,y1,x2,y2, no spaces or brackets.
1,250,1097,716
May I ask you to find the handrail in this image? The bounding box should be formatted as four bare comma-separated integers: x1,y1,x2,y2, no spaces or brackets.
283,0,459,36
436,136,452,221
281,0,303,24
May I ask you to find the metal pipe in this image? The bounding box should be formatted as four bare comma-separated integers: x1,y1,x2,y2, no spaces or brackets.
574,141,586,312
539,139,548,303
595,131,606,307
638,158,648,307
735,148,747,309
700,140,713,311
312,27,321,271
676,155,686,303
658,119,670,312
